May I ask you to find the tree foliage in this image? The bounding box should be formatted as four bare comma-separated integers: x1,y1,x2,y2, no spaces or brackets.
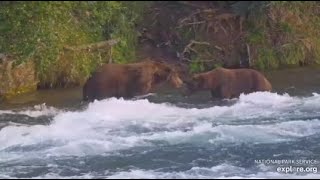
0,1,149,87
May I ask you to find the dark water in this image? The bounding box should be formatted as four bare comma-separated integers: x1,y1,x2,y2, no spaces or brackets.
1,67,320,178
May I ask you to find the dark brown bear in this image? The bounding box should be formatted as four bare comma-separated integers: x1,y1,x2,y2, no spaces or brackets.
83,60,184,101
185,67,272,99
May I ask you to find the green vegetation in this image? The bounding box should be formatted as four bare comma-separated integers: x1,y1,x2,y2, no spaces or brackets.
1,1,320,92
0,1,149,88
246,1,320,70
189,59,205,73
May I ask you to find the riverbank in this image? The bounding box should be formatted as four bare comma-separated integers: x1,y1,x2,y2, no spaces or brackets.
1,70,320,178
1,66,319,111
1,2,320,101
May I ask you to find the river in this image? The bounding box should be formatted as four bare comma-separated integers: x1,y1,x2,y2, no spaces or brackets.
0,67,320,178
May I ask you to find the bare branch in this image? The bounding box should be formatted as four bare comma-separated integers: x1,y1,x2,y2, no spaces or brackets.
188,47,198,53
178,21,206,28
182,40,210,54
64,39,119,52
214,45,223,51
197,59,217,62
180,57,192,62
177,1,207,9
109,47,113,64
202,8,218,14
190,40,210,46
246,43,251,67
177,9,202,27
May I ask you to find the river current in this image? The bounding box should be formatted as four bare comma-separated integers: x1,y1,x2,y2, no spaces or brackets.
0,67,320,179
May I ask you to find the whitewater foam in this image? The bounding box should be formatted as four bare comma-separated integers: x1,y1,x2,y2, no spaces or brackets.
1,92,320,178
0,92,319,158
0,103,62,117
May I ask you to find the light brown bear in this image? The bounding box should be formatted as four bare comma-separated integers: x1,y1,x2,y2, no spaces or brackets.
184,67,272,99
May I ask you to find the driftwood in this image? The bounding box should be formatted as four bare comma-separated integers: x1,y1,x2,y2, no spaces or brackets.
63,39,119,52
182,40,210,55
179,40,211,62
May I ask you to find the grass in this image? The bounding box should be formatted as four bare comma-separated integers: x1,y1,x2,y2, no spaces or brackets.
246,1,320,70
0,2,150,88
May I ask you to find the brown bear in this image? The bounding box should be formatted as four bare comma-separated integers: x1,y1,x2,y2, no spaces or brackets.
184,67,272,99
83,60,184,101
